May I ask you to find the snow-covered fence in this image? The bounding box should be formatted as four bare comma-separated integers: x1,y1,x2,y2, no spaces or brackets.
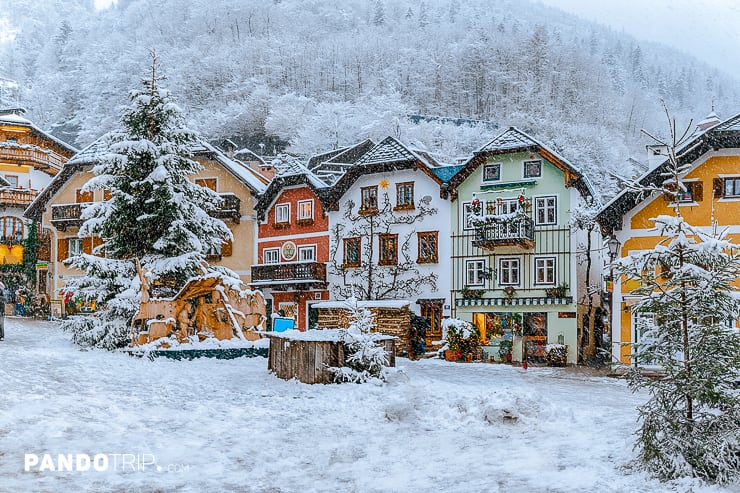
266,330,395,384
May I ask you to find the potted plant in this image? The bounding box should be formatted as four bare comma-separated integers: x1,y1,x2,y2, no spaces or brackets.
442,318,480,362
460,285,485,300
503,285,516,304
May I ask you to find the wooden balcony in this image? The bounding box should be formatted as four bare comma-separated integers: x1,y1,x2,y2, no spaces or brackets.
472,216,535,250
0,146,65,170
51,203,86,231
251,262,327,290
0,188,38,208
208,193,241,223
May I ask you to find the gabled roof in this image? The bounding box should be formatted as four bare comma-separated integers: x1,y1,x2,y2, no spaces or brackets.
255,160,331,222
446,127,594,201
326,136,446,211
597,111,740,235
0,109,78,161
308,139,375,185
25,137,266,221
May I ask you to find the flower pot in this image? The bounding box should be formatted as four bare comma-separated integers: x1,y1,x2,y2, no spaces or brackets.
466,353,473,362
444,349,459,362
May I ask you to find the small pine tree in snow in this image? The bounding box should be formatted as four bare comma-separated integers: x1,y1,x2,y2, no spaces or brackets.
62,51,232,349
616,105,740,483
330,299,390,383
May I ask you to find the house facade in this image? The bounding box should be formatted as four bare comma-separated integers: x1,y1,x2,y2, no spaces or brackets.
325,137,452,345
597,113,740,365
253,160,332,331
446,128,600,365
0,108,76,289
25,140,266,307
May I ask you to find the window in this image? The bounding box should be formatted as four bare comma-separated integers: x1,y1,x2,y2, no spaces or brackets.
462,201,477,230
343,238,361,267
721,177,740,198
6,138,16,144
360,186,378,212
534,257,556,285
297,200,314,220
68,238,83,257
275,203,290,224
263,248,280,264
396,182,414,208
0,216,23,240
498,257,521,286
103,189,112,201
523,159,542,178
298,245,316,262
417,231,438,263
466,259,486,286
534,196,557,225
379,234,398,265
482,163,501,182
4,175,18,188
195,178,217,191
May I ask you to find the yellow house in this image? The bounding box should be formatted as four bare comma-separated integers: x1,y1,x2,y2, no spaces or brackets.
597,111,740,364
25,139,267,305
0,108,76,288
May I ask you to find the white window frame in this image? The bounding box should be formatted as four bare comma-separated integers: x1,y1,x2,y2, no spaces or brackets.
298,244,316,262
533,256,557,286
68,238,83,257
523,159,543,179
462,201,477,231
465,258,486,286
534,195,557,226
482,162,502,182
4,175,18,188
263,248,280,264
297,199,314,220
498,256,521,287
275,203,290,224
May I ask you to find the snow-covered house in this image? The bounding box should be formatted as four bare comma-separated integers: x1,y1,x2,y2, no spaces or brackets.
0,108,76,288
25,140,266,303
252,141,373,331
445,127,600,365
324,136,453,343
597,111,740,365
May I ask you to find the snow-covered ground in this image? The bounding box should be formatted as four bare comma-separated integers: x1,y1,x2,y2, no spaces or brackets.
0,319,737,493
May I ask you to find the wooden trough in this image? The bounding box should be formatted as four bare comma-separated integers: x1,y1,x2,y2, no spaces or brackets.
266,331,396,384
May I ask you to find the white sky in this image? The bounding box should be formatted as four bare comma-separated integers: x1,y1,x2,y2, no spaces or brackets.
539,0,740,79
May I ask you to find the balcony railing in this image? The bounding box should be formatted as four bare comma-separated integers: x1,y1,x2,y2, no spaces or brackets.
251,262,327,289
472,216,535,250
208,193,241,223
51,203,86,231
0,146,65,170
0,188,38,208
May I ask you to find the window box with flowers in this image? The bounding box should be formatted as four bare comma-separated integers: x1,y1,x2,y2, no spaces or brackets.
460,285,485,299
503,285,516,303
296,218,314,226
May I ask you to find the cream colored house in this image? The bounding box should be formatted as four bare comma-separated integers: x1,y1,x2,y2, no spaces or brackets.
25,140,267,303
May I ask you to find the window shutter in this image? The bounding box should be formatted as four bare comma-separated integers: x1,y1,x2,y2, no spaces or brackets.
92,237,104,257
693,181,703,202
57,238,68,260
103,189,112,201
82,237,93,254
713,178,724,198
76,189,93,203
221,238,233,257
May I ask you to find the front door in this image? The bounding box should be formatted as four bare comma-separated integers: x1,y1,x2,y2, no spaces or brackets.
420,302,443,347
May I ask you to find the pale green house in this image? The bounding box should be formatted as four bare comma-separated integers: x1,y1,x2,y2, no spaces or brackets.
443,128,601,365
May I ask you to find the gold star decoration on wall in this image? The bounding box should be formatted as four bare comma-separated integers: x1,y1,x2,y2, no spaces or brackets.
379,179,389,188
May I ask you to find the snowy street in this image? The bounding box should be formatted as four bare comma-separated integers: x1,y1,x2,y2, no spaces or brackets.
0,319,735,493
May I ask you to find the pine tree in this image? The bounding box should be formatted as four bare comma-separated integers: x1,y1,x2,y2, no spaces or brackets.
330,299,390,383
616,104,740,483
62,51,232,349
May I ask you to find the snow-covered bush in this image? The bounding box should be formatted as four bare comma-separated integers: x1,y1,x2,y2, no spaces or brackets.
441,318,480,357
329,299,390,384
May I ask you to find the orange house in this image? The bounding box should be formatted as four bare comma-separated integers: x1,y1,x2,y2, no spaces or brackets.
254,164,333,331
598,112,740,364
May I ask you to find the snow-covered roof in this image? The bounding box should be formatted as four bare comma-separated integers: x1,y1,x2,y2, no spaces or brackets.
0,109,78,156
356,136,419,166
191,141,267,194
597,110,740,235
478,127,540,153
308,139,375,185
271,154,328,189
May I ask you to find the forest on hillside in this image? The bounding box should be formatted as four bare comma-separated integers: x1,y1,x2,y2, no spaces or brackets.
1,0,739,198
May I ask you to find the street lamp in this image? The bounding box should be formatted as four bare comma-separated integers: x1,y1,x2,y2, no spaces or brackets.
606,235,620,364
607,236,620,260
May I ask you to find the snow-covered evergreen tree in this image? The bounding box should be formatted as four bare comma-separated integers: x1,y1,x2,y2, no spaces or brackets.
615,106,740,483
330,299,390,383
62,51,233,349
